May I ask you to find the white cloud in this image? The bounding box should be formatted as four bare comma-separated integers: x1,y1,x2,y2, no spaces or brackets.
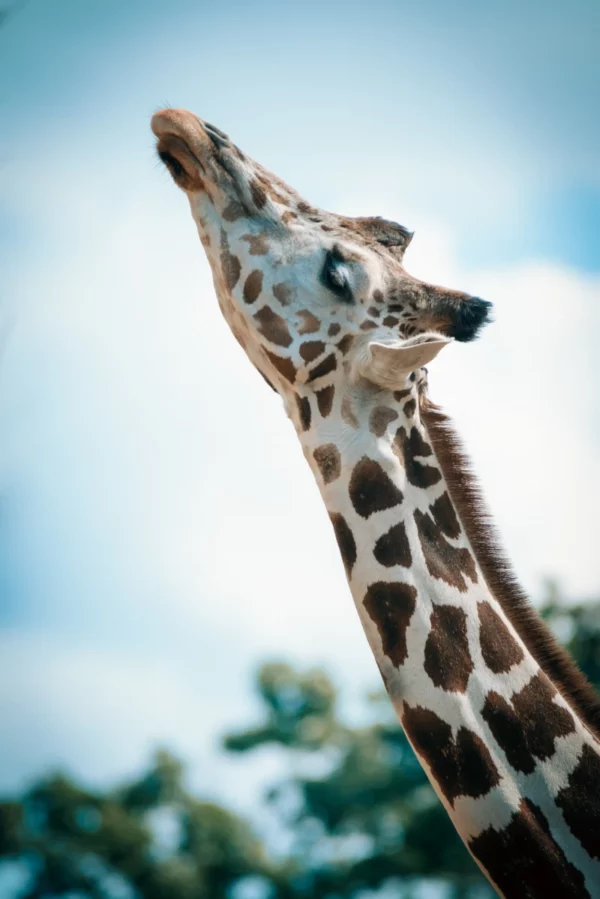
432,260,600,597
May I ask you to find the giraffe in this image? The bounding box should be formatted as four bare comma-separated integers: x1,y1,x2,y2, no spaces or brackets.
151,108,600,897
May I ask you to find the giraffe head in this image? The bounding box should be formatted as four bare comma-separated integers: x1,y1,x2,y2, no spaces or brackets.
152,109,491,401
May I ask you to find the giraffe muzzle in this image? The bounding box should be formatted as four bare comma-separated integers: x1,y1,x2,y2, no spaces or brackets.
152,108,235,193
445,296,493,342
418,288,493,343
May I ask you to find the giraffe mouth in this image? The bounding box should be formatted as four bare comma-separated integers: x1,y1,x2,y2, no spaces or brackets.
154,130,208,195
156,134,207,191
152,109,225,193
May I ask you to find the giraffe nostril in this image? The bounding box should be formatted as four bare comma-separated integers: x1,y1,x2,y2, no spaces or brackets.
203,121,231,149
447,297,493,343
204,121,229,140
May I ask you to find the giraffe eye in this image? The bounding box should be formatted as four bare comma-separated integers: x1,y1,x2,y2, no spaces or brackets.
322,250,353,302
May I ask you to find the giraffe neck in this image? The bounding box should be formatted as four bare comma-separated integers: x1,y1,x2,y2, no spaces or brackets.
289,377,600,897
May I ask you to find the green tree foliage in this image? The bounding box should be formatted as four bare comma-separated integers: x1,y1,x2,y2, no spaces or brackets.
0,750,270,899
1,591,598,898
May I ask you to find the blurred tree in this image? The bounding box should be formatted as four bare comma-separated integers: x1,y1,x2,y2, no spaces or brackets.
1,587,598,898
0,749,272,899
541,580,600,691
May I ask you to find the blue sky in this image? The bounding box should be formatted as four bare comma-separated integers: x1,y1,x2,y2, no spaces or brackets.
0,0,599,831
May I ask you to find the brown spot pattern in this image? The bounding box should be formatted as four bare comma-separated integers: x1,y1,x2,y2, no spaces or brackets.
273,282,293,306
300,341,325,363
243,270,263,304
383,315,399,327
372,289,384,303
369,406,399,438
430,492,461,539
424,606,473,692
478,601,524,673
360,320,378,331
421,399,600,744
329,512,357,578
394,427,441,488
263,183,289,206
393,388,412,401
363,581,417,667
328,323,341,337
316,385,334,417
297,309,320,333
402,426,433,456
254,306,293,347
470,799,590,898
241,233,269,255
295,394,311,432
250,179,267,209
403,398,416,418
336,334,354,355
307,353,337,382
510,673,576,756
313,444,341,484
482,673,575,774
414,508,478,592
556,744,600,860
373,522,412,568
264,350,297,384
402,704,500,805
349,457,404,519
223,200,245,222
220,231,241,290
482,691,536,774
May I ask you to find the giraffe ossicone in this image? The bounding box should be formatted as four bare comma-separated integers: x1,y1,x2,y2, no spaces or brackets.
152,107,600,897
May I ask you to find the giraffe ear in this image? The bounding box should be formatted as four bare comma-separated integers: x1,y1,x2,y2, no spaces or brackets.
358,333,452,389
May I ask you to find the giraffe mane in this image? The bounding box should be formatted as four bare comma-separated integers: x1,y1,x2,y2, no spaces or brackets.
421,397,600,741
